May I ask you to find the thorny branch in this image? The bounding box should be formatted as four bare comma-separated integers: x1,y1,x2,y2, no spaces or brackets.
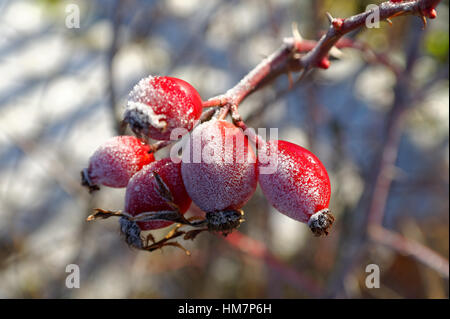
201,0,441,114
91,0,447,289
200,0,449,284
146,0,442,151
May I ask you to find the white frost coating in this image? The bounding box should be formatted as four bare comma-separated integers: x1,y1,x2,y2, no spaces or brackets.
124,75,200,140
124,100,167,130
258,141,330,224
225,49,279,103
88,136,151,187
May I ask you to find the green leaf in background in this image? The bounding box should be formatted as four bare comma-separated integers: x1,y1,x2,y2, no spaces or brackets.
425,30,450,62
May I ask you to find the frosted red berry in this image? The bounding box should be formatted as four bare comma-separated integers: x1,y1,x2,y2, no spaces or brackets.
82,136,154,190
258,140,333,236
124,76,203,141
125,158,192,231
390,1,437,19
181,119,257,230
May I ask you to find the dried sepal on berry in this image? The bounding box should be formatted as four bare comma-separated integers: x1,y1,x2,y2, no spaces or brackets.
89,208,197,254
87,165,206,255
119,217,143,249
124,76,203,141
205,209,245,235
307,209,335,237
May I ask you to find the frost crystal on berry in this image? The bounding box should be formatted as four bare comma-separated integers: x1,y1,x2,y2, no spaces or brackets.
181,119,258,214
258,140,333,236
83,136,154,190
124,76,203,141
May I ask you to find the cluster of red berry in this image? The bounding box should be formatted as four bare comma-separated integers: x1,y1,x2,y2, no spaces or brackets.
82,75,333,252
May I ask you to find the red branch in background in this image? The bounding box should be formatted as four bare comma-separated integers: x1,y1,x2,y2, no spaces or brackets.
369,226,449,277
223,231,324,297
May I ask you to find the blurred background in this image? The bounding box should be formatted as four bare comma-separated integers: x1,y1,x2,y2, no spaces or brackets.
0,0,448,298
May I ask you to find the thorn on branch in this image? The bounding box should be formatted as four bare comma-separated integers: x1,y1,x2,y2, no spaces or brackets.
417,5,438,29
200,107,219,123
291,22,303,41
295,69,308,84
217,104,231,120
324,11,344,30
325,12,334,24
419,10,428,29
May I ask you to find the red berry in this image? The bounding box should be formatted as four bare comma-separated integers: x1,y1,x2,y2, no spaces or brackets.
124,76,203,141
181,119,258,215
390,0,403,3
125,158,191,230
257,140,333,236
84,136,154,189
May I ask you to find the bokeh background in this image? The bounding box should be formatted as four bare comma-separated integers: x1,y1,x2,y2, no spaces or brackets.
0,0,448,298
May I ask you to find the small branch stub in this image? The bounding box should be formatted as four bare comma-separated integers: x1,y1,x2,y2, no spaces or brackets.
308,209,335,237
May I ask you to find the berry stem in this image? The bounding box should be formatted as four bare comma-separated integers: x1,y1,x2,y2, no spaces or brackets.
217,104,231,120
230,104,266,148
